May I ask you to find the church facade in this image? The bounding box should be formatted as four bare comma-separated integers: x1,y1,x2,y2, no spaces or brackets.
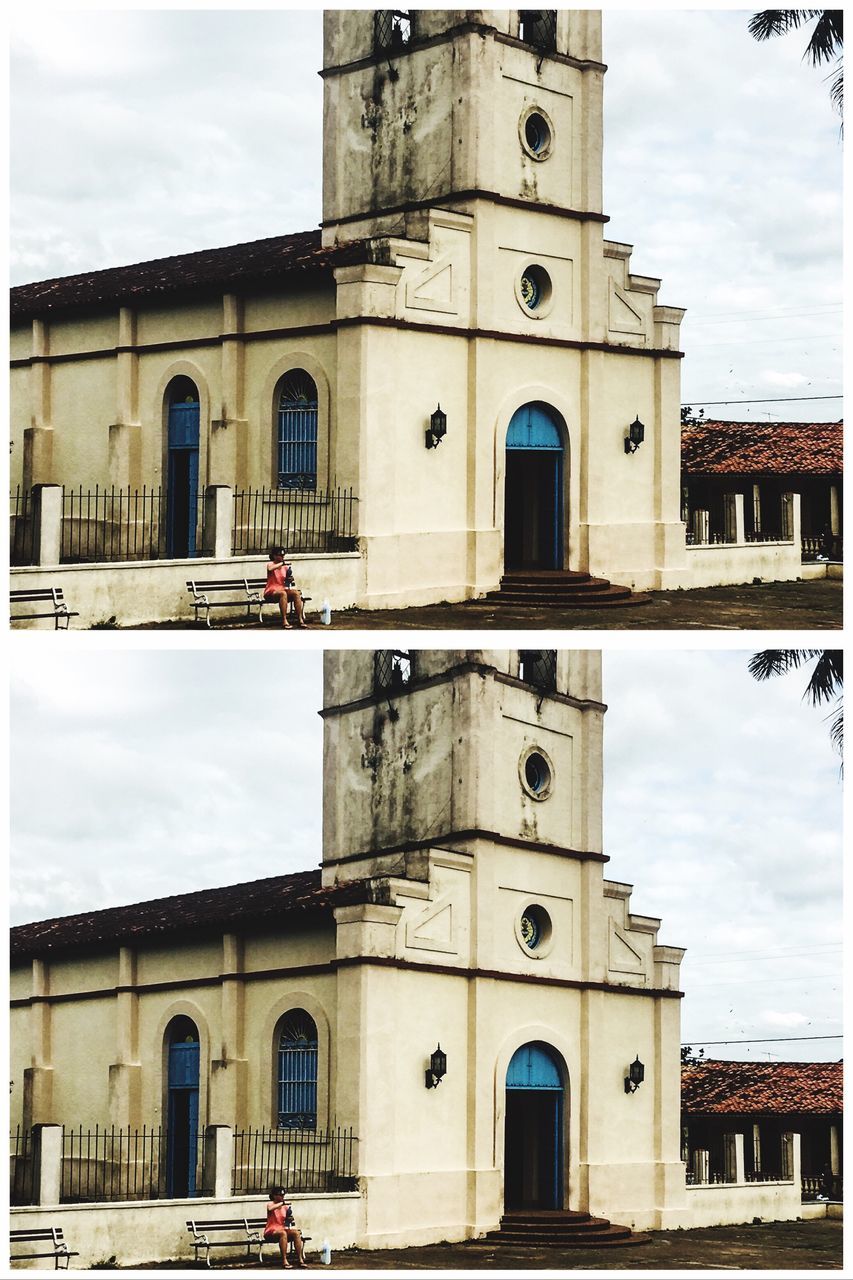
11,650,689,1246
10,10,695,610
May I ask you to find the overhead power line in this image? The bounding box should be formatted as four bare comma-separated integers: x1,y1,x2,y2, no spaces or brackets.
681,395,842,406
682,1035,842,1046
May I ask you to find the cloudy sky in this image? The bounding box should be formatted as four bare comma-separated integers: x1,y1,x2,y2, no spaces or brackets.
9,6,843,422
9,645,843,1063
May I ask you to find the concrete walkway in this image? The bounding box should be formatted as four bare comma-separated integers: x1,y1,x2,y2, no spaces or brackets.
126,1218,842,1270
130,578,841,632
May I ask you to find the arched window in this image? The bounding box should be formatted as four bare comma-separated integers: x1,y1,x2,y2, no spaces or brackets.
277,371,318,490
277,1010,318,1129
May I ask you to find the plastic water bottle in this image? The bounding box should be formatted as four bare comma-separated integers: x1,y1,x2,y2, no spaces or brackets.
321,599,332,626
321,1239,332,1265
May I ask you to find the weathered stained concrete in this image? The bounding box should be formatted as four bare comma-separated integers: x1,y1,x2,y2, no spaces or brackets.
122,1217,842,1270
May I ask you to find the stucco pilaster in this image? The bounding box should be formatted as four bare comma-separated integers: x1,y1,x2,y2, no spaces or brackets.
210,933,248,1126
210,294,249,487
24,959,53,1127
109,947,142,1127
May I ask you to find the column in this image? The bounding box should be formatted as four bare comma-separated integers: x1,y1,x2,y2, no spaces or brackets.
781,1131,801,1187
23,319,54,489
109,947,142,1127
723,1132,745,1183
781,492,802,546
23,959,53,1128
209,294,249,487
209,933,248,1126
109,307,143,489
723,493,745,544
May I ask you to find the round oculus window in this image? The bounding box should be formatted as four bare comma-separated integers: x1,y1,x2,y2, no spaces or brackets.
515,903,554,957
519,745,554,801
515,264,553,318
519,106,554,161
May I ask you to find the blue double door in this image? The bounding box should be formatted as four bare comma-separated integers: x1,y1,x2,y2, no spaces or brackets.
504,1042,564,1210
505,404,564,571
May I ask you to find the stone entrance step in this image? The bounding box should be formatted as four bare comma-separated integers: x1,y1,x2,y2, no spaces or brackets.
486,1209,651,1248
486,570,649,607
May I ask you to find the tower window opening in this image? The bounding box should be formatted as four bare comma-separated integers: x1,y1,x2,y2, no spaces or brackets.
519,650,557,690
375,649,414,694
519,10,557,51
375,10,412,53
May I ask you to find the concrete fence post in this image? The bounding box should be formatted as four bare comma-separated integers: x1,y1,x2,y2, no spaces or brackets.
204,1124,234,1199
692,510,709,545
33,484,63,567
723,1132,745,1183
723,494,745,544
33,1123,63,1205
691,1149,709,1184
204,485,234,560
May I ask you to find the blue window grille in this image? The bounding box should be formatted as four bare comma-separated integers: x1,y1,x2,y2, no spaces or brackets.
278,1010,318,1129
278,372,318,490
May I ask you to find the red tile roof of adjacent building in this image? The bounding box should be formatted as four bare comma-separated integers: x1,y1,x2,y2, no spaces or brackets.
9,869,378,960
681,1058,843,1115
681,420,843,476
9,230,372,322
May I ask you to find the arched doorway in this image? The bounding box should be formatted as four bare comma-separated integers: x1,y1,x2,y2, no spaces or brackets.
166,377,200,558
165,1017,200,1198
504,403,564,571
504,1041,565,1211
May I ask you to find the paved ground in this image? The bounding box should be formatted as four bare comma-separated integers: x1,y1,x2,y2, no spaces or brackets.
126,1218,842,1270
132,579,841,633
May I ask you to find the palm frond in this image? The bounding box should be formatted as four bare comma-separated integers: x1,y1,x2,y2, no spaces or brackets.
748,10,814,42
804,650,843,707
805,10,843,66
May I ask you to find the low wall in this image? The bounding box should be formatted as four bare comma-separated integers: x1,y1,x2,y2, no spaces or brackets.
9,552,365,629
685,1180,801,1228
685,541,802,588
10,1191,365,1269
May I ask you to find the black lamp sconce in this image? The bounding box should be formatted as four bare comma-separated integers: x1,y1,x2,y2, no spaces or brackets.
425,1044,447,1089
624,1055,645,1094
425,404,447,449
624,416,645,454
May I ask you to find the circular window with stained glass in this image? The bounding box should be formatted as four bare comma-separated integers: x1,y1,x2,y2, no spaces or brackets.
519,105,554,161
519,745,554,800
515,263,553,318
515,902,553,957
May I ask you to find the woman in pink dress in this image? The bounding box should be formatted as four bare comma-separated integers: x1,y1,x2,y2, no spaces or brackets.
264,1186,309,1268
264,547,308,628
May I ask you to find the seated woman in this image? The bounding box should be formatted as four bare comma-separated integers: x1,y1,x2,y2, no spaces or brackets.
265,547,308,628
264,1186,309,1268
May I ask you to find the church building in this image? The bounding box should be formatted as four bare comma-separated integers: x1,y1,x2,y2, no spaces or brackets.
10,11,698,613
11,650,689,1254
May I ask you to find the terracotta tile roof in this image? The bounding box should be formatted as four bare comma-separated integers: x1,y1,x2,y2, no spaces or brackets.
10,230,371,322
682,1059,843,1115
9,870,376,960
681,420,843,476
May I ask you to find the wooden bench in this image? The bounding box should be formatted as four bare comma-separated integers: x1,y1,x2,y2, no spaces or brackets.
10,587,79,630
186,577,311,628
10,1226,79,1269
186,1216,311,1268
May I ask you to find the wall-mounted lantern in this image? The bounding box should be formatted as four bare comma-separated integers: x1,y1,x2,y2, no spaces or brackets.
624,416,645,454
425,404,447,449
624,1055,645,1093
425,1044,447,1088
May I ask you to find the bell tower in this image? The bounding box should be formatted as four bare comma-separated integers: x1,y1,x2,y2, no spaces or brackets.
320,649,604,885
321,9,604,242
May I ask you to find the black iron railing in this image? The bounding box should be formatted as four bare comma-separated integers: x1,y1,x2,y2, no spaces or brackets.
10,487,36,566
10,1126,35,1206
232,486,357,557
232,1126,357,1196
60,1124,208,1203
61,486,165,563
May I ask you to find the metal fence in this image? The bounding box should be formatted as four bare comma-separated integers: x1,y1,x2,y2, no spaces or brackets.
61,1125,209,1203
232,487,357,557
10,487,36,567
10,1126,35,1206
232,1126,357,1196
61,486,165,563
